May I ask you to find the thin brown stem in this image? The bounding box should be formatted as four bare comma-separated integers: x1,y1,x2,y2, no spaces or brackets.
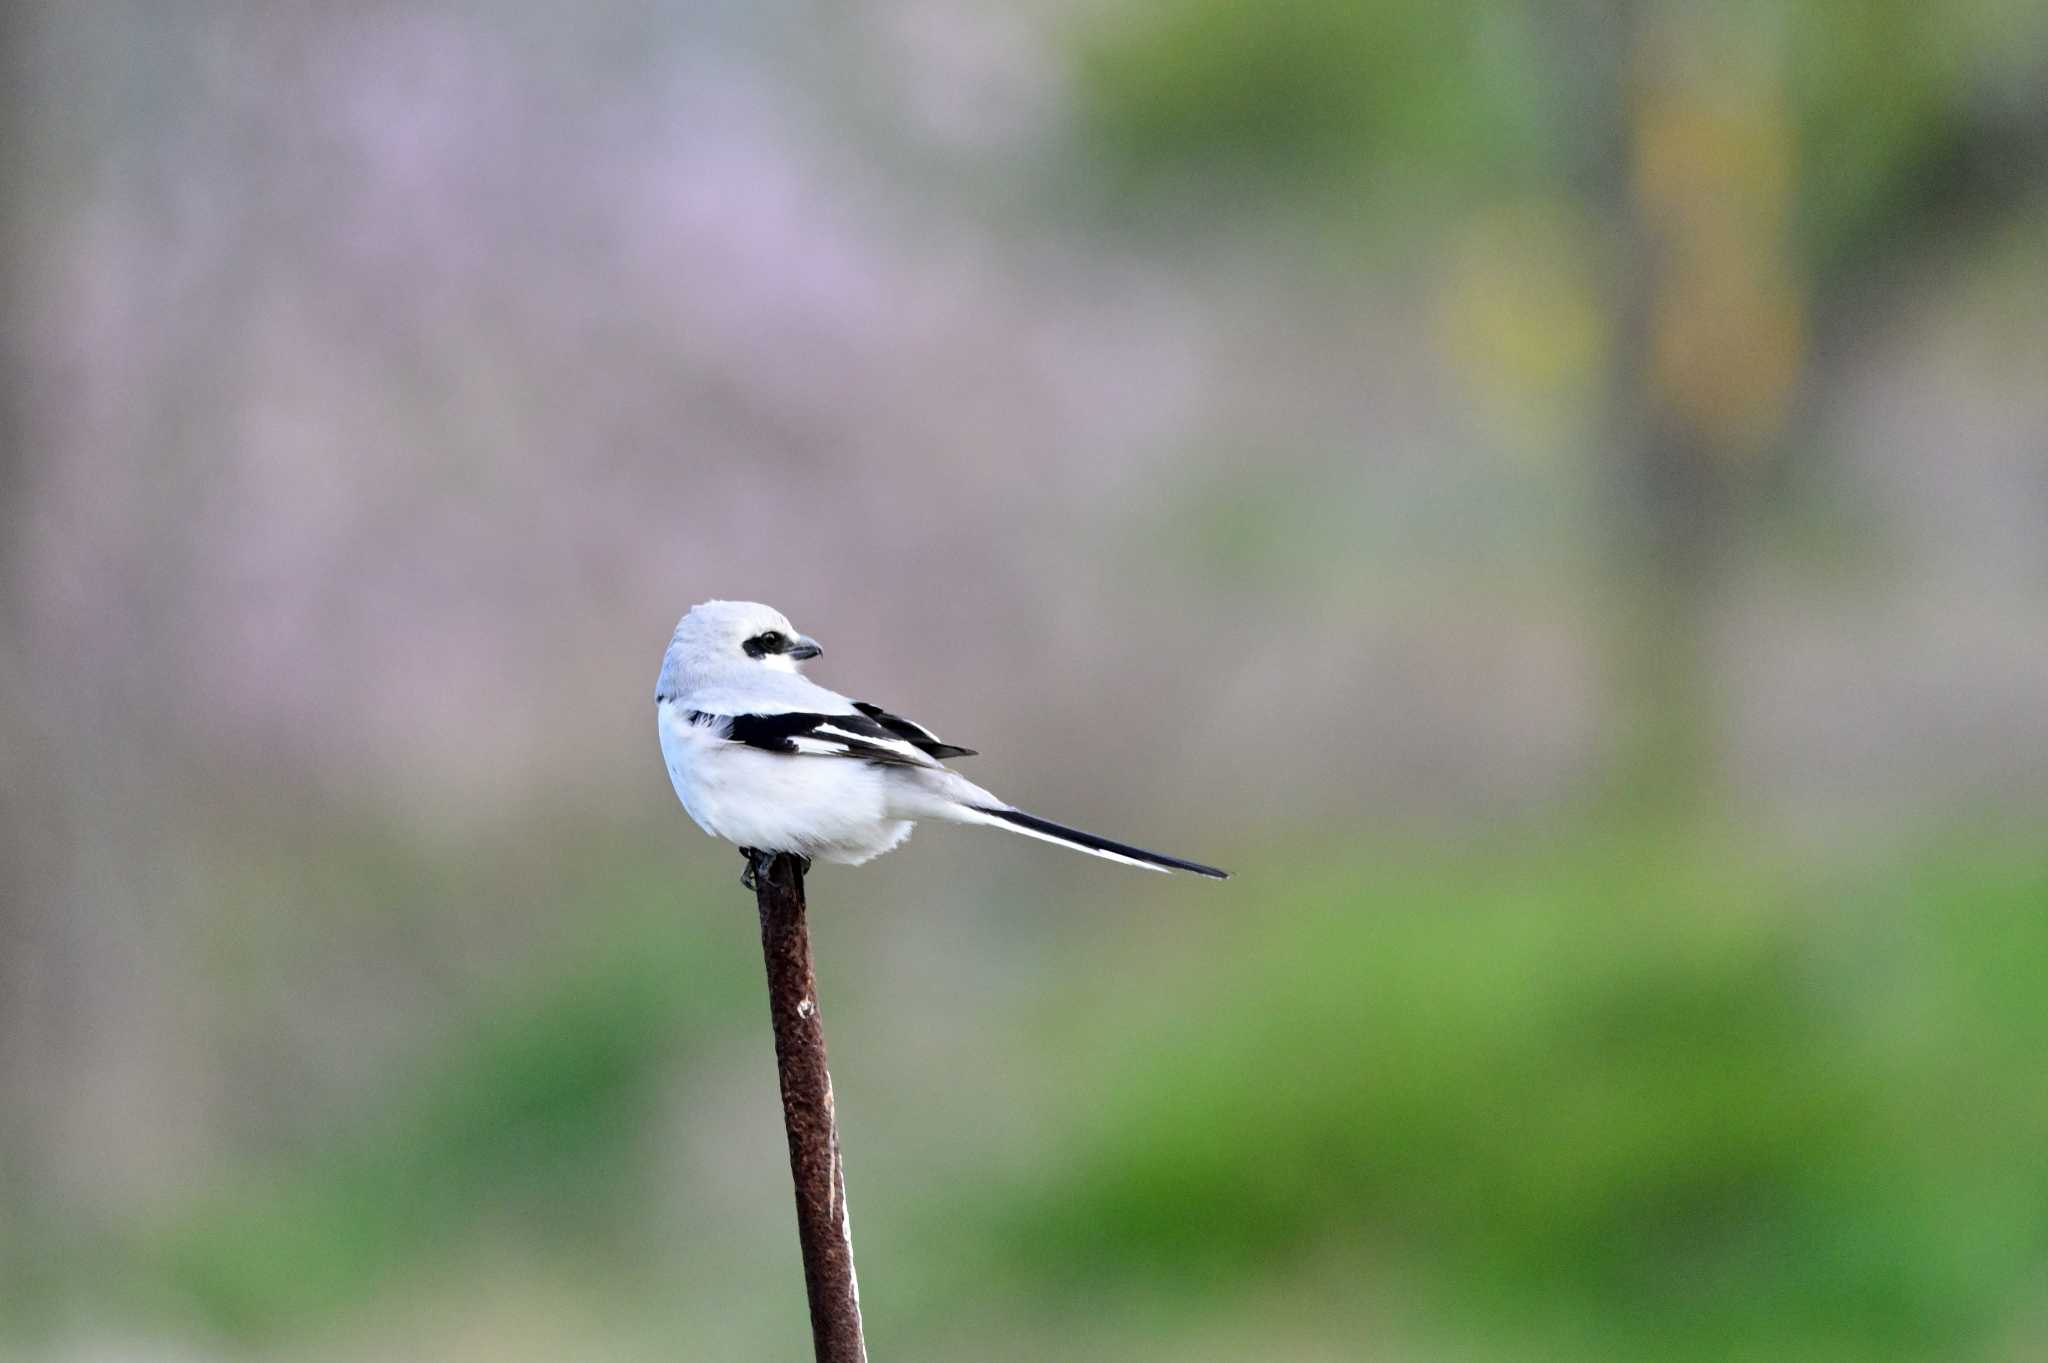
751,851,867,1363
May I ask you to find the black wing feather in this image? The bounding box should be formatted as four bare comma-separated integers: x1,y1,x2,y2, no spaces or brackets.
851,701,977,760
702,710,935,768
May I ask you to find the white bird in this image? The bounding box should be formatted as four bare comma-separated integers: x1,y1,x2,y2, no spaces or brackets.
655,600,1229,885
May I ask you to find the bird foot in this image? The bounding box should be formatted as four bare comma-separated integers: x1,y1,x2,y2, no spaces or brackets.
739,848,811,892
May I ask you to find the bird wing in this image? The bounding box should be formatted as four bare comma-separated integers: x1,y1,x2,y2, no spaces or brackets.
686,708,950,769
849,702,977,760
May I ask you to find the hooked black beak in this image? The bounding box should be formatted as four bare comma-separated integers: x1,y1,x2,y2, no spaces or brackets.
787,635,822,660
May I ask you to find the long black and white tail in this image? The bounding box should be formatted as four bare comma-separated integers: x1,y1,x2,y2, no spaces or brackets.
972,806,1229,879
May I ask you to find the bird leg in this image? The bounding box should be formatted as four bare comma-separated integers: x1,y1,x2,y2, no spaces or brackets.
739,847,810,891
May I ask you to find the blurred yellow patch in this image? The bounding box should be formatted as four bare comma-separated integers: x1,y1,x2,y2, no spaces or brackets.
1633,83,1795,239
1433,198,1609,458
1650,236,1806,454
1632,64,1807,456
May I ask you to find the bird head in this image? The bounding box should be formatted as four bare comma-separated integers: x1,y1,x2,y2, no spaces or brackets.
658,600,822,699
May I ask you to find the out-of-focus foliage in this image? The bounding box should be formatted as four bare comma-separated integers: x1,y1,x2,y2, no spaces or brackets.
40,828,2048,1362
5,0,2046,1359
1075,0,1566,203
1076,0,2045,269
1076,0,2048,527
149,891,732,1338
996,832,2048,1361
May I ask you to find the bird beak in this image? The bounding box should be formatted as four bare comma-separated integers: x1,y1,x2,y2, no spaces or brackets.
787,635,822,660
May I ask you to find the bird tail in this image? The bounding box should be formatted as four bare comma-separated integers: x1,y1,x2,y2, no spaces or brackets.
966,806,1229,879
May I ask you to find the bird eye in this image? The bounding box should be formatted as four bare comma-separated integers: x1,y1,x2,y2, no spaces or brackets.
744,631,786,658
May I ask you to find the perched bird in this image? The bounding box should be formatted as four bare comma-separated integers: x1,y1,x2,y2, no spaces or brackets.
655,600,1228,885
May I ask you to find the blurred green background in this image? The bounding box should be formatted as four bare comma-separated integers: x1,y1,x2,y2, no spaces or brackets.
4,2,2047,1359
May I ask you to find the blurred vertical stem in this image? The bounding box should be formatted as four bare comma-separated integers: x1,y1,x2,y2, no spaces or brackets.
1581,0,1771,813
752,853,868,1363
0,0,42,1310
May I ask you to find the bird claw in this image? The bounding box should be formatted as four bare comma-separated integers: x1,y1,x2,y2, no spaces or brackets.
739,848,810,892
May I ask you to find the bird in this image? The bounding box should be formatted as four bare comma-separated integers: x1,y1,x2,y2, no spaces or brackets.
655,600,1229,886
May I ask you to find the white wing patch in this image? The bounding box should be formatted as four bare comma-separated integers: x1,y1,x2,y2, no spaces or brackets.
813,723,931,764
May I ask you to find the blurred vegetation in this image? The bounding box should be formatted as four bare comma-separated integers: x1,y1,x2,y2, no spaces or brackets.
146,915,725,1337
993,829,2048,1360
6,2,2045,1359
1072,0,2048,814
1074,0,2046,265
21,823,2040,1361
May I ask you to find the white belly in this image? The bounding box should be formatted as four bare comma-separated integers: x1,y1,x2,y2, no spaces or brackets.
657,702,915,864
